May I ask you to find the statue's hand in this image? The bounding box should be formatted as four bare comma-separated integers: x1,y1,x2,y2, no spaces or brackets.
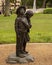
27,29,30,32
30,25,32,28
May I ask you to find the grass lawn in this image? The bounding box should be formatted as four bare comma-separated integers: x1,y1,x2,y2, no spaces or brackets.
0,14,52,43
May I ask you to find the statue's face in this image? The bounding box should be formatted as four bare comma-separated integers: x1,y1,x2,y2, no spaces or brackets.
19,8,25,15
26,11,33,18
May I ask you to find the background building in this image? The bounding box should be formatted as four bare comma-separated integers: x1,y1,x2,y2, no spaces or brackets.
0,0,21,13
0,0,2,11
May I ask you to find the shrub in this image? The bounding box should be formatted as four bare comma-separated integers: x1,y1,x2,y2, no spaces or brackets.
43,8,52,14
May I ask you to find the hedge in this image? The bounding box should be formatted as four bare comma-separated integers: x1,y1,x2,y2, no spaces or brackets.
43,8,52,14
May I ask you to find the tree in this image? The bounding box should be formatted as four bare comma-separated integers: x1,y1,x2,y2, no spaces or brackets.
42,0,48,8
21,0,33,8
36,0,43,8
27,0,33,8
4,0,10,16
47,0,52,7
33,0,36,12
21,0,26,6
42,0,52,8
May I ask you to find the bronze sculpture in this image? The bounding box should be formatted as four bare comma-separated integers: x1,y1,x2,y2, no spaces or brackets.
15,6,33,57
6,6,34,64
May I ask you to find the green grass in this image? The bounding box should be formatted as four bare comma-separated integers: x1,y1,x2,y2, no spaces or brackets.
0,14,16,44
0,14,52,43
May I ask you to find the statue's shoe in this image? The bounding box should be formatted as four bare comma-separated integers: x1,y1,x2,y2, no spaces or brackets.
20,51,28,54
16,51,29,58
16,53,27,58
24,51,28,54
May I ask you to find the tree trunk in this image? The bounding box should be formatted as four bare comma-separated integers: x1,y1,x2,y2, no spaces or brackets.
4,0,10,16
42,0,47,8
33,0,36,13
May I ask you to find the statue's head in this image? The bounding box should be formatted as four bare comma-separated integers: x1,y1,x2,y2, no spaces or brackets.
16,6,26,15
25,10,34,18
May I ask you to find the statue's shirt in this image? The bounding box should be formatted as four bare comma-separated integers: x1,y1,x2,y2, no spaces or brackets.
15,16,30,33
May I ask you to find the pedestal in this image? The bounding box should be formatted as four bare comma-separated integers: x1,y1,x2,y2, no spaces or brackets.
6,53,34,64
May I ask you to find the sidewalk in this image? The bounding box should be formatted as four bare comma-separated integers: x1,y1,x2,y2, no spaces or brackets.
0,43,52,65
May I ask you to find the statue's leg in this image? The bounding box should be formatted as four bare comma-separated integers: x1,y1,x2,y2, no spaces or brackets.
23,40,28,54
16,34,21,56
23,40,26,51
16,34,27,57
16,34,24,56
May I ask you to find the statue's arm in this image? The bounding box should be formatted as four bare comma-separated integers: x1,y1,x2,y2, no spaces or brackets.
22,19,31,29
15,18,19,33
28,21,32,28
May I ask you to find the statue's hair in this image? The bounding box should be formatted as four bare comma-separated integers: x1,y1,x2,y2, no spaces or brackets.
16,6,26,15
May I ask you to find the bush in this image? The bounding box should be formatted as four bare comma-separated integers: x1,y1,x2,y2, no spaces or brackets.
36,0,43,8
43,8,52,14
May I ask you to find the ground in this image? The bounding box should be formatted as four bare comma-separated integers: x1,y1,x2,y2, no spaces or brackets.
0,43,52,65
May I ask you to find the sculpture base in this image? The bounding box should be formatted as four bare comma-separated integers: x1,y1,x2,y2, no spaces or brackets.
6,53,34,64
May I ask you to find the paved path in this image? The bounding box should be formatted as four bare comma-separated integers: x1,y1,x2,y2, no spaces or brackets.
0,43,52,65
27,8,45,13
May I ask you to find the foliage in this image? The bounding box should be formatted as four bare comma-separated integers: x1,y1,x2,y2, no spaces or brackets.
36,0,43,8
43,8,52,14
21,0,33,8
26,0,33,8
10,0,14,3
21,0,27,6
46,0,52,7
